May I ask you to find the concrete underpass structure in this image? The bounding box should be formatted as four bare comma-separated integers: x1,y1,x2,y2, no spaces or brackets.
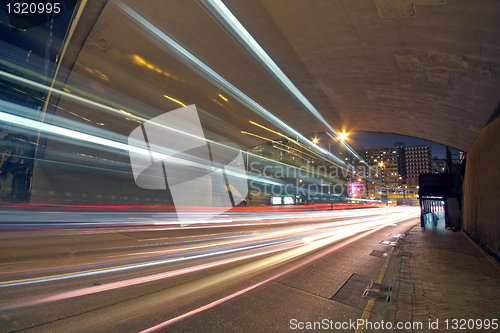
463,112,500,259
27,1,500,258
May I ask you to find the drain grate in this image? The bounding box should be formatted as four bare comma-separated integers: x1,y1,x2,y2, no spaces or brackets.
363,290,389,302
368,281,391,292
331,274,373,307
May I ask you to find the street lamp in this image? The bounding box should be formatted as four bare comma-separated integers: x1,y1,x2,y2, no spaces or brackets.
312,138,319,144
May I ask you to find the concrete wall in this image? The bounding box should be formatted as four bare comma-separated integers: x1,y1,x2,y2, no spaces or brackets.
462,116,500,259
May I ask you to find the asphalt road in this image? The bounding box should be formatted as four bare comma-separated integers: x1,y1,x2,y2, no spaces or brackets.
0,207,420,332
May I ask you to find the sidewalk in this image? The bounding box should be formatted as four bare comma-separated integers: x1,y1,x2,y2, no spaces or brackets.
394,217,500,332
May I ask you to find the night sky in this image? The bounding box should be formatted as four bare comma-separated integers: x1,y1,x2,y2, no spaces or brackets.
320,132,462,160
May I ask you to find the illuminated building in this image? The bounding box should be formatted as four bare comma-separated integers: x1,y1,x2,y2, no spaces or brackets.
405,145,432,185
339,146,400,188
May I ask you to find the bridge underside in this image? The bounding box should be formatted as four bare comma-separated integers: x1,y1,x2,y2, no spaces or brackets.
55,0,500,151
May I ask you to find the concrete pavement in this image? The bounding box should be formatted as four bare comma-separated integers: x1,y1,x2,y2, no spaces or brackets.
393,217,500,333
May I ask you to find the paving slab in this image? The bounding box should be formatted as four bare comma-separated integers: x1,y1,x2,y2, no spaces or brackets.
393,219,500,333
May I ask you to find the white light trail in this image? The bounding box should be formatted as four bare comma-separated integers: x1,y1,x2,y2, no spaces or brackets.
138,223,392,332
114,1,346,166
200,0,362,161
0,207,419,315
0,238,288,288
0,108,217,174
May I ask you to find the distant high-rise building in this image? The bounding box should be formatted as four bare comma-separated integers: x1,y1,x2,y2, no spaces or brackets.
405,145,432,184
395,142,406,180
358,147,399,187
339,146,401,191
339,143,433,193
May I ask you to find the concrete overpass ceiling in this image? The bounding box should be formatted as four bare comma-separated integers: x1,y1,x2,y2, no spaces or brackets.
223,0,500,151
61,0,500,152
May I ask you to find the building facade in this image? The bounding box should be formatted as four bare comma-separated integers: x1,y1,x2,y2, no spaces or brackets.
395,142,406,180
356,147,399,187
339,145,401,198
405,145,432,185
339,143,435,196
